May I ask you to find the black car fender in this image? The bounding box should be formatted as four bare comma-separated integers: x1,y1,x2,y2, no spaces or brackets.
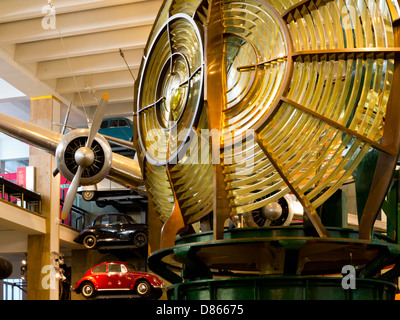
74,228,97,243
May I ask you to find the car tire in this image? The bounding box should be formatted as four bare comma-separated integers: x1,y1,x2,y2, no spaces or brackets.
133,232,148,248
136,280,151,297
82,234,97,249
95,201,107,208
81,282,96,298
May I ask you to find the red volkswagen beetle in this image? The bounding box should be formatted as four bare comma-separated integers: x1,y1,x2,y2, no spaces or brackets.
73,261,164,299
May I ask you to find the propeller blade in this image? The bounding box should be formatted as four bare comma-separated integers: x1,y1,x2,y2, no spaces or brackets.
61,165,83,220
86,92,109,149
60,93,108,220
52,167,59,177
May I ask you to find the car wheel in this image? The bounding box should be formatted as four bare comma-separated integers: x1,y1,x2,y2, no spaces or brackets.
82,191,95,201
83,234,97,249
95,201,107,208
133,232,148,248
136,280,151,297
81,282,96,298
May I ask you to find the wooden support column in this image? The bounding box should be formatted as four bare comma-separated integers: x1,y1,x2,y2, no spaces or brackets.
27,96,61,300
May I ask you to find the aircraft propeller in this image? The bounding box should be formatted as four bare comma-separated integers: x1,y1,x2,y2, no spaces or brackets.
58,93,111,220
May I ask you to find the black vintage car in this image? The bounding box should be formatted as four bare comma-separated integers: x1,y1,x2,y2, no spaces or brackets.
74,214,148,249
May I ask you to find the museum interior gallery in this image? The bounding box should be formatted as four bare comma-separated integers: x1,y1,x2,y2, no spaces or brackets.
1,0,400,302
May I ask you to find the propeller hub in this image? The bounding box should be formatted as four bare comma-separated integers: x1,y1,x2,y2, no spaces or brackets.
75,147,95,167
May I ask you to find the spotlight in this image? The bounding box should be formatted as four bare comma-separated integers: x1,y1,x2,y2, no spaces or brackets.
21,265,27,280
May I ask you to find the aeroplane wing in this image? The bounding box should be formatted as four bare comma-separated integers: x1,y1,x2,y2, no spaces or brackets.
0,111,143,187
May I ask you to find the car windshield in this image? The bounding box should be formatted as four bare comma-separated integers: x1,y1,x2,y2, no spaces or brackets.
109,215,121,225
92,264,107,273
108,263,122,273
92,215,108,226
126,264,137,272
125,215,136,224
92,214,136,226
110,119,130,128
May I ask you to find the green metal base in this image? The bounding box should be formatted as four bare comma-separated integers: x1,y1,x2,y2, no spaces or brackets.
148,227,400,300
167,276,396,300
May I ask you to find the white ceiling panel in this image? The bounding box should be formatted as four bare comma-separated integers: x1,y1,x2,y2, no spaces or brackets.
0,0,163,122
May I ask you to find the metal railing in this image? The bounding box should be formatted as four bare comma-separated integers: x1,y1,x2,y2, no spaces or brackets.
3,279,26,300
0,177,41,213
59,199,87,231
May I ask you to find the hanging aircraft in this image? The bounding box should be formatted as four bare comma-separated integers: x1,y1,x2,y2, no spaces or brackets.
0,93,144,220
